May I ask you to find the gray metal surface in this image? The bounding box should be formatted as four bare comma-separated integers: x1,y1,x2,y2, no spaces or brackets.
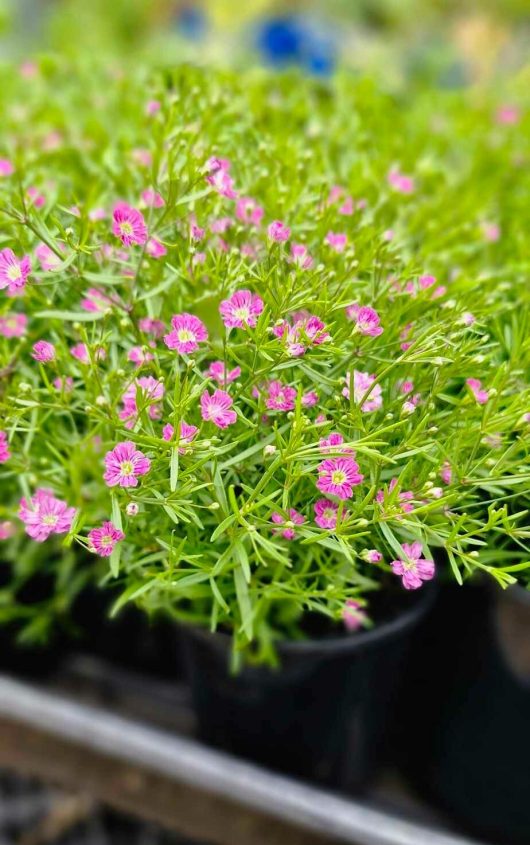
0,675,484,845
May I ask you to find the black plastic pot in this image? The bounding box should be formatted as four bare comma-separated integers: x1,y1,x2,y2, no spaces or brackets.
397,581,530,845
180,586,435,793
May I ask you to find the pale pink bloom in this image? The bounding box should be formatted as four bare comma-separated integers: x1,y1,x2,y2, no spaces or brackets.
0,249,31,294
128,345,154,367
271,509,305,540
80,287,116,313
342,599,367,632
481,221,500,242
207,361,241,385
217,237,230,252
146,99,161,115
112,202,148,246
103,441,151,487
236,197,264,226
192,251,207,266
346,304,383,337
0,159,14,176
190,223,205,241
20,60,38,78
325,231,347,252
431,285,446,300
317,456,363,500
206,158,237,198
35,242,65,271
146,237,167,258
302,390,319,407
419,274,436,290
461,312,476,327
343,370,382,413
53,376,73,392
132,148,152,167
267,220,291,242
0,313,27,338
88,521,125,557
314,498,341,530
441,462,452,484
27,186,45,208
0,521,14,540
126,503,139,517
18,488,76,542
219,289,264,329
0,430,10,463
364,549,383,564
141,189,165,208
164,313,208,354
88,207,106,221
327,185,344,205
70,343,105,364
139,317,165,338
391,542,435,590
496,105,520,125
466,378,489,405
162,421,198,453
400,380,414,394
32,340,55,363
265,380,297,412
273,314,329,357
376,478,414,515
200,389,237,428
388,168,415,194
339,197,354,215
400,322,414,351
241,243,259,260
120,377,164,428
210,217,233,234
290,243,314,269
383,229,395,241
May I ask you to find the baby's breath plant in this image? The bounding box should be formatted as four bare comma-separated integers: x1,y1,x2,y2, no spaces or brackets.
1,58,529,660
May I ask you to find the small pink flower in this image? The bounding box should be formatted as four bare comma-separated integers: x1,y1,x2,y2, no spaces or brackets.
139,318,165,338
126,503,139,517
207,361,241,385
200,389,237,428
0,430,10,463
146,237,167,258
80,288,116,313
461,312,476,327
273,314,329,357
376,478,414,515
70,343,106,364
88,521,125,557
164,313,208,355
219,289,264,329
132,148,152,167
319,432,354,454
388,168,415,194
0,521,14,540
162,420,198,453
146,99,161,115
317,456,363,500
18,488,76,542
343,371,382,413
314,498,341,530
128,345,155,368
141,189,165,208
496,105,520,125
290,243,313,269
206,158,237,199
302,390,319,407
0,249,31,294
441,462,452,484
267,220,291,242
27,186,46,208
325,231,347,252
35,243,65,271
236,197,264,226
391,542,435,590
271,509,305,540
265,380,297,412
103,441,151,488
89,207,106,221
0,159,14,177
364,549,383,564
112,202,148,246
466,378,489,405
120,377,164,428
32,340,55,363
481,221,500,242
346,304,383,337
339,197,354,215
53,376,73,392
342,599,367,632
0,313,27,338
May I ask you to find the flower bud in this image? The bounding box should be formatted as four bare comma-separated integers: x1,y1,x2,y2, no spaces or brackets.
126,502,139,517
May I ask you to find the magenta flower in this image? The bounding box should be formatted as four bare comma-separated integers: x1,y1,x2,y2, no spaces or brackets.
141,189,165,208
317,456,363,499
325,231,347,253
466,378,489,405
207,361,241,385
496,105,520,125
364,549,383,564
88,521,125,557
265,380,297,412
271,509,305,540
0,313,27,338
0,249,31,294
441,462,452,484
346,304,383,337
103,441,151,488
139,318,165,338
376,478,414,516
128,345,155,367
146,237,167,258
27,186,45,208
343,370,382,413
210,216,233,234
112,202,148,246
388,168,415,194
70,343,106,364
0,159,14,177
290,243,314,269
164,313,208,355
120,377,164,428
18,488,76,542
80,288,117,313
32,340,56,363
302,390,319,407
35,243,65,271
236,197,264,226
314,499,342,530
273,314,329,357
0,430,10,463
267,220,291,242
219,289,264,329
200,389,237,429
162,420,198,453
391,542,435,590
319,432,355,455
342,599,367,632
206,158,237,199
53,376,74,392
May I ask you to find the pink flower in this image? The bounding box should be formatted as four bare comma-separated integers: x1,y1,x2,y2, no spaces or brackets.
70,343,106,364
128,345,155,367
139,318,165,338
317,456,363,500
364,549,383,564
236,197,264,226
388,168,415,194
219,289,264,329
339,197,354,215
207,361,241,385
391,542,435,590
32,340,55,363
200,389,237,428
103,441,151,488
325,231,347,252
290,243,313,269
346,304,383,337
376,478,414,515
164,313,208,355
190,223,205,241
126,502,139,517
314,499,341,530
206,158,237,199
146,99,161,115
343,370,382,413
319,432,354,454
265,380,297,412
0,521,14,540
18,488,76,542
267,220,291,242
88,521,125,557
0,249,31,294
132,148,152,167
0,313,27,338
120,377,164,428
27,186,45,208
273,314,330,357
89,207,106,221
441,462,452,484
302,390,319,407
342,599,367,632
466,378,489,405
0,430,10,463
271,509,305,540
210,217,233,234
35,243,65,271
496,105,520,125
53,376,73,392
146,237,167,258
0,159,14,177
141,189,165,208
80,288,117,313
112,202,148,246
162,420,198,453
481,221,500,242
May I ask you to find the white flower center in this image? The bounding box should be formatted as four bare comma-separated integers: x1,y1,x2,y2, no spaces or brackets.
120,460,134,476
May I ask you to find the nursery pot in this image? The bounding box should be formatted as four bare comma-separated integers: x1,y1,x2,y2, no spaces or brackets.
397,581,530,845
180,585,435,793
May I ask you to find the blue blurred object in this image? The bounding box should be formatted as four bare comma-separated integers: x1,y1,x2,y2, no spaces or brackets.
175,4,208,40
256,15,336,75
